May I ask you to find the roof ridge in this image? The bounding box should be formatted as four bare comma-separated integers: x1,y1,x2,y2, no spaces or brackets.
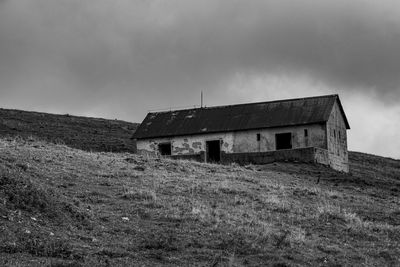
150,94,338,114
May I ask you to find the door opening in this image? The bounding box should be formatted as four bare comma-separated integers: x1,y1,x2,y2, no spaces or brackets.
275,133,292,150
206,140,221,163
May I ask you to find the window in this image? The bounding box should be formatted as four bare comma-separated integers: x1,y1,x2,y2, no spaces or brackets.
333,130,336,138
339,131,341,139
304,129,308,137
158,143,172,155
256,133,261,141
275,133,292,150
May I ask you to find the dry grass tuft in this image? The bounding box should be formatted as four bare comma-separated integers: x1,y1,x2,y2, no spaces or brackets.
122,188,157,202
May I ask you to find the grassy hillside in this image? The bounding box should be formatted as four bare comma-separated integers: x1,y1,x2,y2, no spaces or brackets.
0,108,138,153
0,138,399,266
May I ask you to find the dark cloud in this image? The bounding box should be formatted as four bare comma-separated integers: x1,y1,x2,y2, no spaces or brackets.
0,0,400,157
1,1,400,104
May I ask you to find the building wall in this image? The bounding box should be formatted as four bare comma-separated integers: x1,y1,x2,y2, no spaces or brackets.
136,123,327,156
136,132,234,156
232,124,326,153
326,101,349,172
135,121,351,172
221,147,327,165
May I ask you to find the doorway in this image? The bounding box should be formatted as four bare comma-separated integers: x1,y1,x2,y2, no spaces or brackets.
275,133,292,150
206,140,221,163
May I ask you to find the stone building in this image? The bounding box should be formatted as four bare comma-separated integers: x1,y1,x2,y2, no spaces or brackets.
133,94,350,172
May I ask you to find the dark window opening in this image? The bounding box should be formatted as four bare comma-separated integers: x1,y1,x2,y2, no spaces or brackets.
206,140,221,163
256,133,261,141
275,133,292,150
339,131,341,139
158,143,172,156
333,130,336,138
304,129,308,137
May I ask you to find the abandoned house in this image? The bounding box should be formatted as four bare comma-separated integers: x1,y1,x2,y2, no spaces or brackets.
133,94,350,172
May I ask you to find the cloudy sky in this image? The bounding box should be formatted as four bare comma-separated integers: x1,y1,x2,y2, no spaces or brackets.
1,0,400,158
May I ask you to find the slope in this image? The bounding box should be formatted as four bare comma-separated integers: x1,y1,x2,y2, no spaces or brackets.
0,108,138,153
0,138,399,266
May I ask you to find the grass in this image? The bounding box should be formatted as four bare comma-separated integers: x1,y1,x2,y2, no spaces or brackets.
0,108,138,153
0,137,399,266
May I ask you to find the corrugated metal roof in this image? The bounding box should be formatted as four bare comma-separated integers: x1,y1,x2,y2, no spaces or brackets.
133,94,350,139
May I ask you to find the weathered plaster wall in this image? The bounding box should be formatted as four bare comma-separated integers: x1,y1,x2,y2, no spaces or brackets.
136,127,351,172
326,101,349,172
232,124,326,153
136,132,234,156
136,123,326,156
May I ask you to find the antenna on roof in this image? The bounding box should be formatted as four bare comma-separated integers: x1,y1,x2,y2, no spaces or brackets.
201,91,203,108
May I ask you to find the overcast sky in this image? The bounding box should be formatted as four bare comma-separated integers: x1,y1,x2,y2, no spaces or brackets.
1,0,400,158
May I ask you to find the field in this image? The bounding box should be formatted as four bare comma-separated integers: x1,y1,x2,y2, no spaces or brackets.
0,137,399,266
0,108,138,153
